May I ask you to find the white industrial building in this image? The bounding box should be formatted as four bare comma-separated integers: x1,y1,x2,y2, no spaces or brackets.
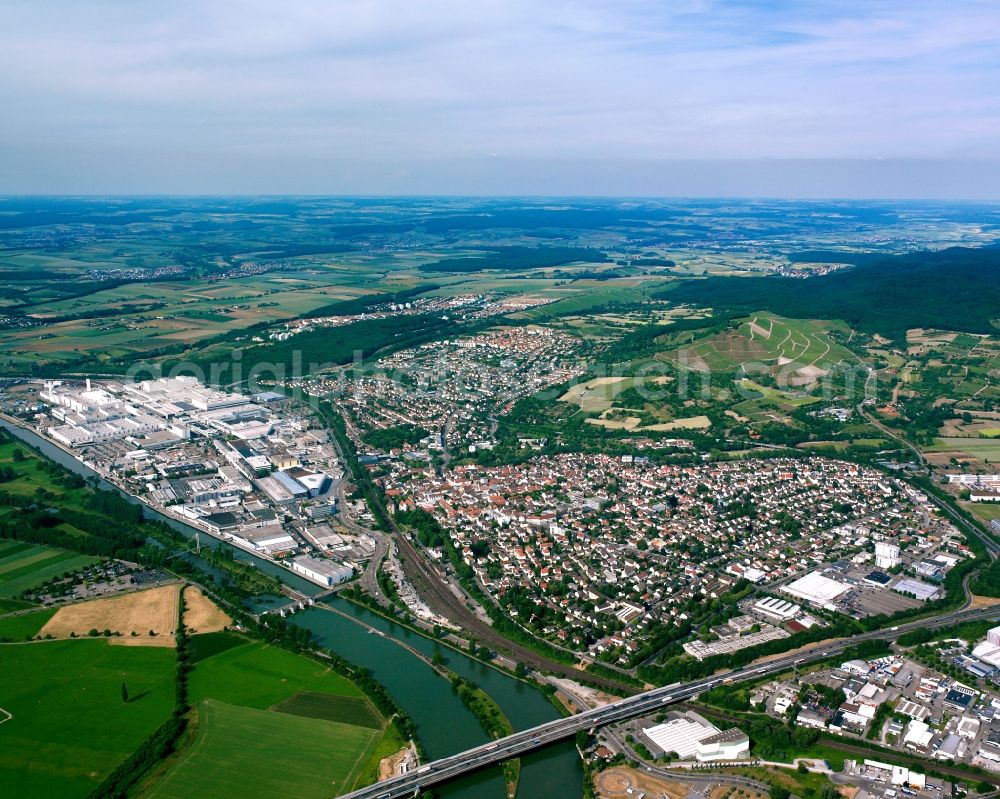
753,597,800,622
643,717,717,759
230,527,297,554
291,555,353,588
42,376,265,448
971,626,1000,668
874,541,901,569
695,729,750,762
782,571,850,609
903,719,934,751
642,715,748,762
892,578,942,602
863,760,926,789
947,474,1000,488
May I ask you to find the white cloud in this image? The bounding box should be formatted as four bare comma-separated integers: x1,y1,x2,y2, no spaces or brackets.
0,0,998,192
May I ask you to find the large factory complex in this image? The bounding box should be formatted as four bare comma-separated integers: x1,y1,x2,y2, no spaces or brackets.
33,377,369,588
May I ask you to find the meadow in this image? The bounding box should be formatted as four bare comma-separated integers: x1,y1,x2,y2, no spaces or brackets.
0,640,176,798
929,437,1000,462
0,606,57,639
146,637,403,798
186,638,367,708
142,699,380,799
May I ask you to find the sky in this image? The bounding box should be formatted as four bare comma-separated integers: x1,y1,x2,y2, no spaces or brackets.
1,0,999,197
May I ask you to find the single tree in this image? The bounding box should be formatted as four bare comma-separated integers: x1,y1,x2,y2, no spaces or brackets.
121,682,129,704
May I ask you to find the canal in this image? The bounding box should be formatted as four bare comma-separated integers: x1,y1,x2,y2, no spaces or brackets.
297,598,583,799
2,418,584,797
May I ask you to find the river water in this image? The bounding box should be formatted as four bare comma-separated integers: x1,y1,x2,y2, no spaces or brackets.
297,598,583,799
1,419,585,797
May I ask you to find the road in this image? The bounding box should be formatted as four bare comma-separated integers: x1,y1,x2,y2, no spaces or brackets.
856,368,926,469
336,602,1000,799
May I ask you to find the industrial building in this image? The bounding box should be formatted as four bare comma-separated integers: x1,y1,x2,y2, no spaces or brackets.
753,597,800,622
782,571,851,609
291,555,353,587
642,714,748,762
695,729,750,762
875,541,901,569
892,578,942,602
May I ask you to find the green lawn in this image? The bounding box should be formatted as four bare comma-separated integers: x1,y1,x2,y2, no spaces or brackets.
187,640,364,709
965,502,1000,523
144,699,380,799
0,640,176,798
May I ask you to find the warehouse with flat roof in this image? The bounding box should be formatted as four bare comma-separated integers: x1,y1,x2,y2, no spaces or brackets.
782,571,850,608
291,555,353,588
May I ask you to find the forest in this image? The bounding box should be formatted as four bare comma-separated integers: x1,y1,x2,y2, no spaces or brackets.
665,246,1000,341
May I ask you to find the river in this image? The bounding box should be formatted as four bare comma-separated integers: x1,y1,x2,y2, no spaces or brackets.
297,598,583,799
1,418,585,797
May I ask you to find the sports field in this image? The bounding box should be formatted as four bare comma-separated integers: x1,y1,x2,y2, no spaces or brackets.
0,540,99,601
0,640,176,798
143,699,380,799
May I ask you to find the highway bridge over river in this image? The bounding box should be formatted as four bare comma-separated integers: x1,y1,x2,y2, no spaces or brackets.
337,603,1000,799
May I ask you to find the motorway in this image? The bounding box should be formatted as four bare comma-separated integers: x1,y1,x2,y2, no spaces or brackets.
337,601,1000,799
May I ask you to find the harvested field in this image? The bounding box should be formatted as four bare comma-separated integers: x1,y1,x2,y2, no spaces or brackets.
559,377,630,412
39,584,180,646
183,586,231,635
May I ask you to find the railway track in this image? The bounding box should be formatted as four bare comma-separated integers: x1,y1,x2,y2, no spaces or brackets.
315,398,635,693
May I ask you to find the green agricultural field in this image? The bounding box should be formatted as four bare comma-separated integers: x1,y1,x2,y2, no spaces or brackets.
186,630,247,663
0,640,176,798
929,437,1000,462
736,379,822,410
143,699,380,799
0,607,57,640
145,639,396,799
187,639,364,709
512,278,673,320
270,691,382,728
0,541,99,599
